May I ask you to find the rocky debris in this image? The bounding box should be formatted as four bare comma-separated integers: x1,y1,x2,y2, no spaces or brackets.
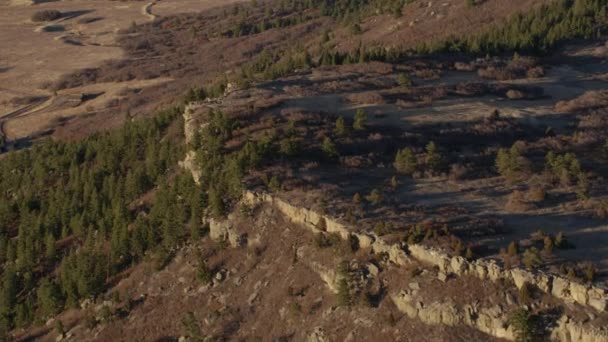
551,315,608,342
391,290,514,340
407,244,608,312
208,217,247,248
307,327,329,342
310,262,340,293
366,263,379,278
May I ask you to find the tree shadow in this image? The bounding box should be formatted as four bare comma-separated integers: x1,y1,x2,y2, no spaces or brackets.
60,9,96,21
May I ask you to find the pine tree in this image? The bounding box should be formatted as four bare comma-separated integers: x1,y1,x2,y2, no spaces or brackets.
394,148,417,175
322,137,339,159
334,116,348,136
425,141,443,173
353,109,367,130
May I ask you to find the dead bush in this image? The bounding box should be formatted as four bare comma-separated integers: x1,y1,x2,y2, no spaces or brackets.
414,68,440,80
594,199,608,219
345,92,384,105
555,90,608,113
448,163,471,181
454,61,475,71
32,10,62,22
526,66,545,78
527,186,546,203
505,190,534,212
506,89,526,100
341,155,371,168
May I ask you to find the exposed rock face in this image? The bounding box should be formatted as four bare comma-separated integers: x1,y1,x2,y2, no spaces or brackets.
178,151,201,184
208,217,247,248
179,103,206,185
238,191,608,341
551,315,608,342
242,191,608,313
390,290,514,340
309,262,340,293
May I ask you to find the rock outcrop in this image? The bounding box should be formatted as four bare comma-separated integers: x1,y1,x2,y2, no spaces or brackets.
237,190,608,342
390,290,514,340
243,190,607,313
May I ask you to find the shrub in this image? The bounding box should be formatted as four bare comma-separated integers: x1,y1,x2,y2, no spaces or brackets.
397,73,413,88
54,320,65,338
353,109,367,130
595,200,608,219
373,222,391,236
465,247,474,260
522,247,541,270
321,137,339,159
196,258,212,285
268,176,281,192
509,308,539,342
182,312,204,342
576,172,590,201
31,10,62,22
543,236,553,255
289,301,302,314
424,141,443,173
353,192,362,204
390,176,398,189
313,232,340,248
527,186,546,203
545,152,582,186
554,231,569,249
583,263,597,283
507,241,519,256
337,278,351,306
350,23,362,35
279,137,299,156
334,116,348,136
496,144,526,180
394,147,417,175
366,189,383,205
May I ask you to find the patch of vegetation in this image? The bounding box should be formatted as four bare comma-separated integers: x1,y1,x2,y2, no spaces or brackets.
496,143,527,180
353,108,367,130
417,0,608,54
182,311,204,342
0,108,198,332
509,308,541,342
394,147,417,175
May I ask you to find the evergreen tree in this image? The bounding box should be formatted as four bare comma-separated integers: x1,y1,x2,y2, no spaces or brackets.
321,137,339,159
394,147,417,175
353,109,367,130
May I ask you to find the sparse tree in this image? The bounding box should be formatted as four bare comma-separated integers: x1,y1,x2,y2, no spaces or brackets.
425,141,443,173
334,116,348,136
353,109,367,130
509,308,538,342
522,247,541,270
397,73,413,88
366,189,383,205
507,241,519,256
322,137,339,159
394,147,417,175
